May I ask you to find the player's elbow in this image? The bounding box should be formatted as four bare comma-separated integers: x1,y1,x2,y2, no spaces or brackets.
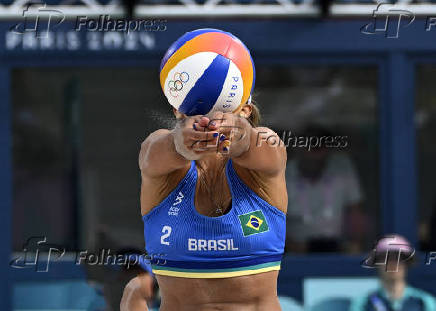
139,139,152,171
260,149,287,176
253,129,287,175
138,129,170,172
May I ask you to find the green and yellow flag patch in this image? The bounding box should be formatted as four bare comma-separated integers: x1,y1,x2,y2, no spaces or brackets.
238,210,269,237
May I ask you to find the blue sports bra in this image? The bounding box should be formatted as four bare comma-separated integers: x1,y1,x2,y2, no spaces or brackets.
142,159,286,278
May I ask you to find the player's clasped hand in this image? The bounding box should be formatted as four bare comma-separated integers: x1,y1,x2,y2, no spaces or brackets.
191,112,248,154
173,112,249,160
189,114,229,154
173,115,217,154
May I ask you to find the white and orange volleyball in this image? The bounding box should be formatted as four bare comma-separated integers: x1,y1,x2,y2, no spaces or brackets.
159,28,256,116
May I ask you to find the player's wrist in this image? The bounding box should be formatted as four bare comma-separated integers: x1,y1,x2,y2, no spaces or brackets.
229,117,252,157
171,127,200,161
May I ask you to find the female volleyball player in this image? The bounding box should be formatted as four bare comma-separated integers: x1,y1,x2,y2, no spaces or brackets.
121,103,287,311
121,28,287,311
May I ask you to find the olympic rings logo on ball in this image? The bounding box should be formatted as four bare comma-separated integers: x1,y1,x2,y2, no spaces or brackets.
168,72,190,98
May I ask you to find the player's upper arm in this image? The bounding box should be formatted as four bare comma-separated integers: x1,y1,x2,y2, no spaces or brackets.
232,126,287,177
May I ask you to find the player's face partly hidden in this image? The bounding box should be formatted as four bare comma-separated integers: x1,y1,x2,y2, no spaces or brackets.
172,101,252,121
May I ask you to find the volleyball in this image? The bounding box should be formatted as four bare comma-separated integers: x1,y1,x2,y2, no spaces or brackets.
159,28,255,116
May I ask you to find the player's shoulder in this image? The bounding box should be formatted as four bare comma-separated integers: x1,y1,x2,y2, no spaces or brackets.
407,286,436,305
350,287,386,311
349,291,375,311
142,129,171,144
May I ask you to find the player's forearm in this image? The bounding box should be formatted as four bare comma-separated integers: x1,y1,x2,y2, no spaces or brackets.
120,279,149,311
226,117,252,159
120,295,148,311
139,129,190,177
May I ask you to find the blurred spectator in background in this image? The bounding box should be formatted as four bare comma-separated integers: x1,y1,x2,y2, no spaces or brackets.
350,235,436,311
285,125,366,253
427,205,436,250
419,195,436,251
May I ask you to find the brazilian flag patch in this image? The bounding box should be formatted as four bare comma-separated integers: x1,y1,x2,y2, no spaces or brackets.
238,210,269,237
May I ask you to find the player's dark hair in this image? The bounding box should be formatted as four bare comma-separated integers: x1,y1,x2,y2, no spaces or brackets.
248,99,261,127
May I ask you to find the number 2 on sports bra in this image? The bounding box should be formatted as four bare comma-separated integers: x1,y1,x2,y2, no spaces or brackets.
161,225,172,245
